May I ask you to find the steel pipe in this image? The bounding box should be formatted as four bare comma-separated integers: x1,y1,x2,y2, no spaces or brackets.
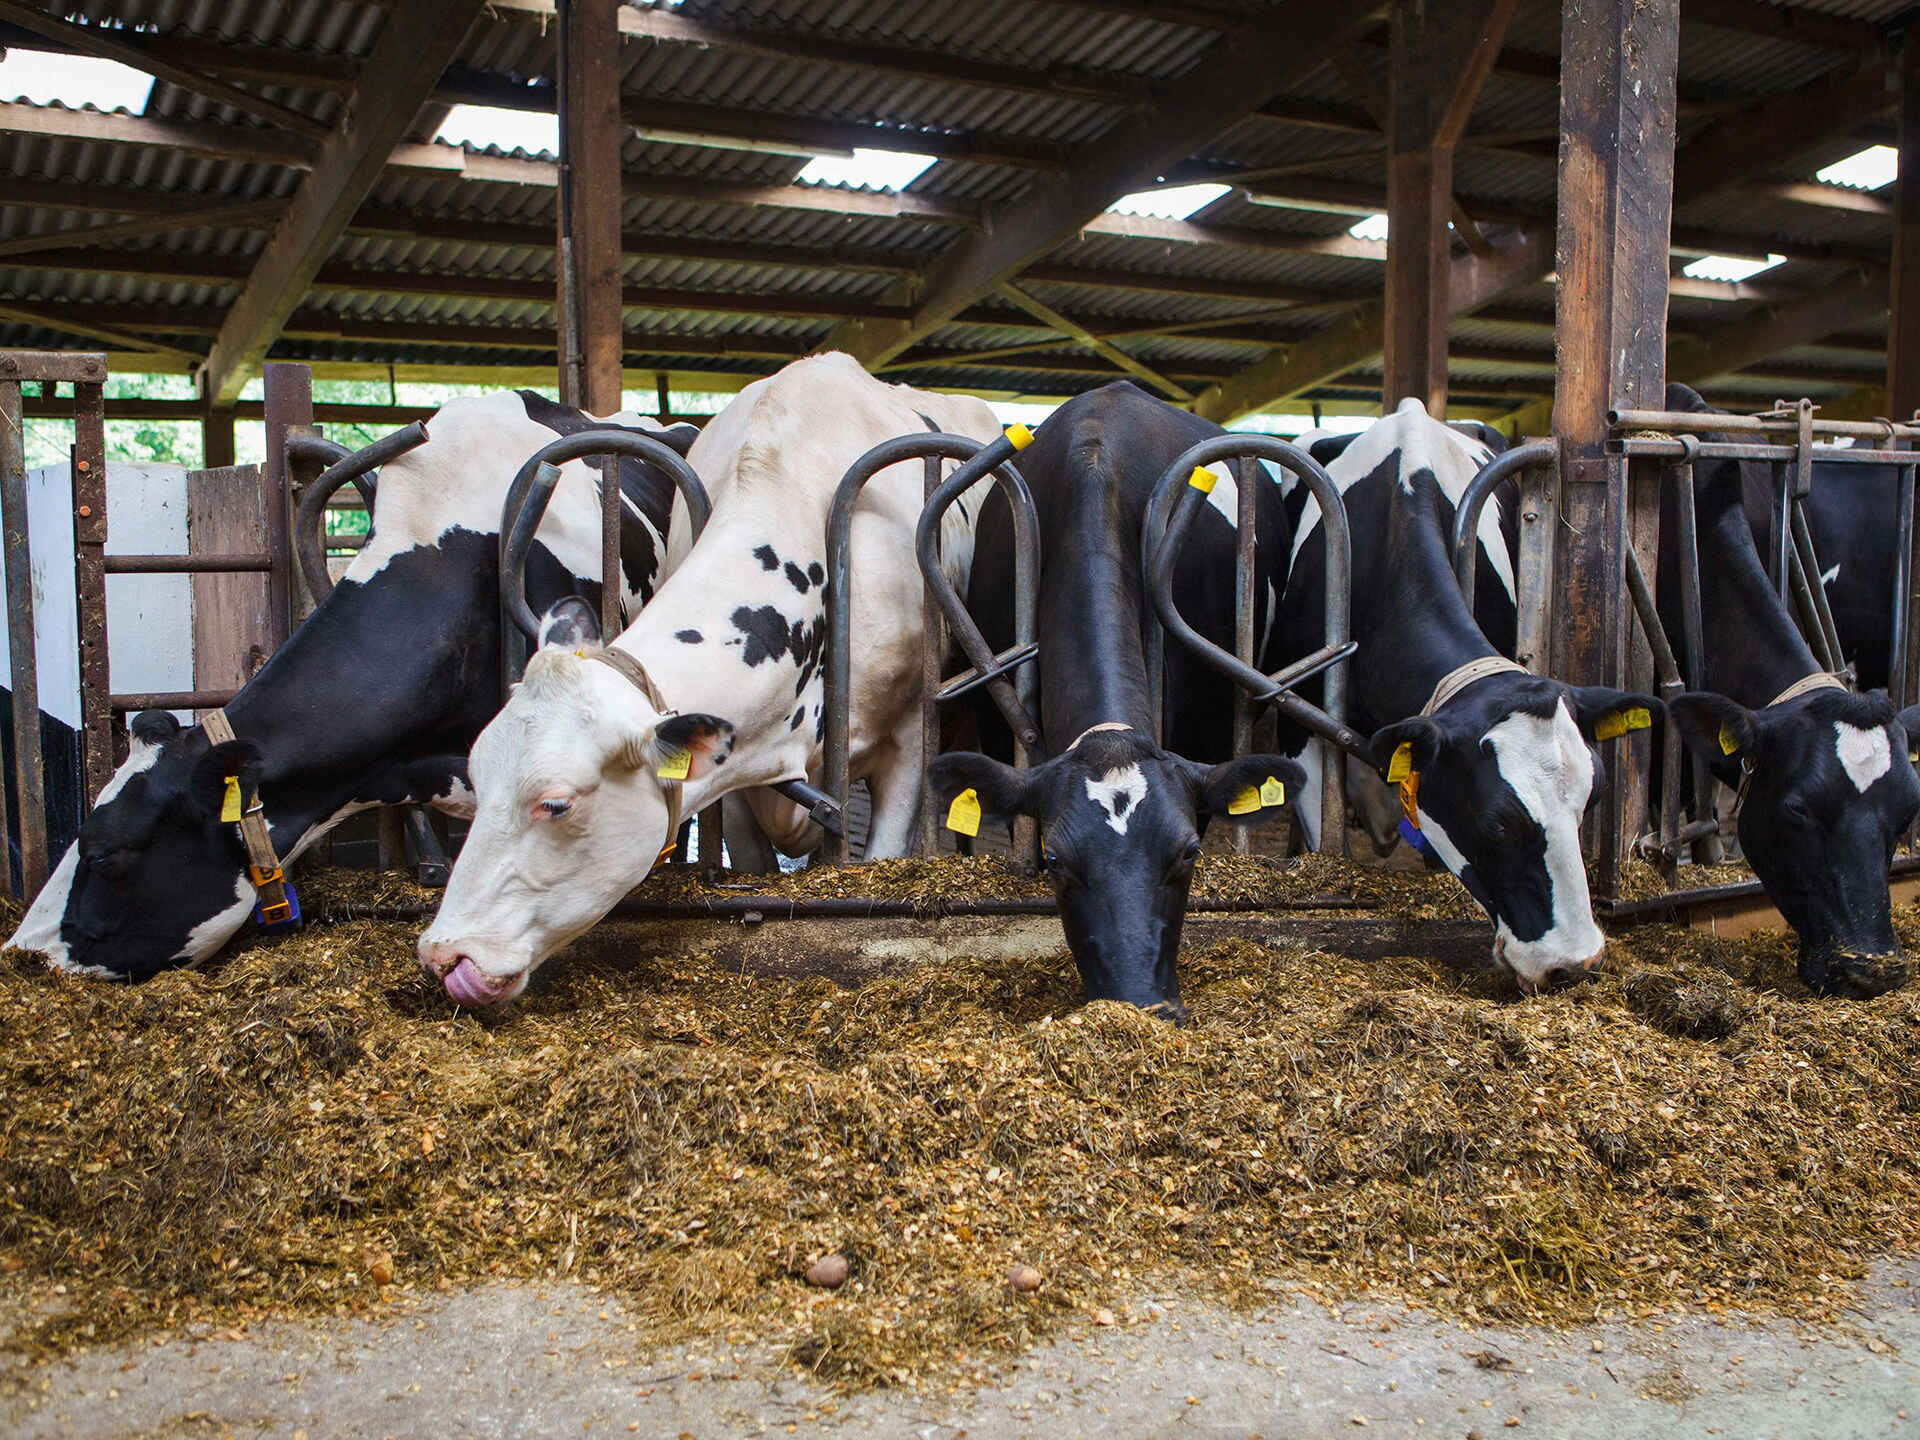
110,688,240,712
1142,435,1362,851
1610,437,1920,467
293,421,428,605
1449,441,1555,616
106,552,276,574
1608,408,1920,444
823,430,1041,864
1895,463,1916,709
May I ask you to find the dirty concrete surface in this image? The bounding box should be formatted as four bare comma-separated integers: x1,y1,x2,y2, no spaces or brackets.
6,1259,1916,1439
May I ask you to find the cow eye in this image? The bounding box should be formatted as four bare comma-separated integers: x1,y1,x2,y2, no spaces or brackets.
533,794,574,821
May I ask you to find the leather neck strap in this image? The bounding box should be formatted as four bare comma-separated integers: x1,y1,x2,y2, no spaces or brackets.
584,647,684,846
201,709,294,924
1768,671,1846,708
1421,655,1527,717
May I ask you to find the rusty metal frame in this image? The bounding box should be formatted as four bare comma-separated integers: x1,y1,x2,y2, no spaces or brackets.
823,428,1042,866
1141,435,1362,852
292,421,428,604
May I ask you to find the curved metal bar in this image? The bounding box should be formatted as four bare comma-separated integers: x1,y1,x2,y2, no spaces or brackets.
1449,440,1555,615
498,427,714,660
292,421,428,605
823,430,1040,864
287,432,377,511
1142,435,1363,850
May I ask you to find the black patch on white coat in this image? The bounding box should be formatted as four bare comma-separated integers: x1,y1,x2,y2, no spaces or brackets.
675,629,703,644
753,544,779,571
784,561,811,594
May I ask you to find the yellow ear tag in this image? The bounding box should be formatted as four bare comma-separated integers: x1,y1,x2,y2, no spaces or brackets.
1386,743,1414,784
1005,423,1034,450
1259,775,1286,807
1594,706,1651,741
220,776,243,823
1718,724,1740,757
1228,786,1261,816
1186,464,1217,494
946,787,981,837
656,746,691,782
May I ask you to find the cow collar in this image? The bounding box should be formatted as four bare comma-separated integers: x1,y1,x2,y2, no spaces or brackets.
1420,655,1527,717
1066,721,1133,751
583,647,684,870
201,709,301,931
1768,671,1846,709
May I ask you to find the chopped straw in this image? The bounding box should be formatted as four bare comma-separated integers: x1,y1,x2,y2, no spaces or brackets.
2,854,1918,1389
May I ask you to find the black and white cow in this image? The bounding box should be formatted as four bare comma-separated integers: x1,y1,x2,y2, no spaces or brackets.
1658,384,1919,997
1274,399,1659,991
925,382,1303,1020
416,353,1003,1005
7,392,695,980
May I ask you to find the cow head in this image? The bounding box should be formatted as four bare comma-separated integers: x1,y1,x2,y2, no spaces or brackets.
1670,688,1919,998
1370,676,1661,992
418,635,735,1006
7,711,263,979
928,728,1303,1021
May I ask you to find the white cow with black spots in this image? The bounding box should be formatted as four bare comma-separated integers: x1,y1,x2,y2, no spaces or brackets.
417,353,1000,1005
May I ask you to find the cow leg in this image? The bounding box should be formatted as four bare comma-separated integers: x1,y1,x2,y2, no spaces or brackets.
862,737,923,860
721,790,781,874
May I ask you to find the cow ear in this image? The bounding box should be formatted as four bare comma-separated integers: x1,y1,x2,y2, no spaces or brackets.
538,595,601,650
129,709,183,749
188,738,262,819
1370,717,1444,779
1564,686,1665,743
1669,692,1758,766
1898,705,1920,765
1189,754,1306,827
926,752,1043,828
638,713,734,783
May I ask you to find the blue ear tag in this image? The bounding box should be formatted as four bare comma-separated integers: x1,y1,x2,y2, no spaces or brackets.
1397,816,1436,859
253,882,301,933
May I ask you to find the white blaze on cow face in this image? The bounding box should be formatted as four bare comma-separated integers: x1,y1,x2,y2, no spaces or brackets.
1480,701,1605,986
174,873,257,967
8,732,166,971
1084,764,1149,836
1834,721,1893,795
418,653,682,992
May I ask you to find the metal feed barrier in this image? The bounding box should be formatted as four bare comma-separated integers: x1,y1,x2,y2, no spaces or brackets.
1450,407,1920,905
1143,435,1364,853
496,426,841,870
822,427,1043,865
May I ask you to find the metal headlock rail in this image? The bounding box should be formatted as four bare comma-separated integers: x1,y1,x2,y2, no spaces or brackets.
1142,435,1364,853
824,426,1042,865
497,427,840,869
291,422,428,605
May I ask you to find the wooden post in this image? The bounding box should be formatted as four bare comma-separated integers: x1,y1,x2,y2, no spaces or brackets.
201,404,236,470
190,465,273,710
1550,0,1679,899
259,363,307,656
1382,0,1518,414
1891,30,1920,420
557,0,625,417
71,375,112,801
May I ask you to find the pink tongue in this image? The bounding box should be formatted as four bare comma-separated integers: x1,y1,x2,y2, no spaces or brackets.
444,957,508,1007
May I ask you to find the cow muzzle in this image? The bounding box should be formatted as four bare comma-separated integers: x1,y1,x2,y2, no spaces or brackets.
418,938,528,1008
1498,934,1606,995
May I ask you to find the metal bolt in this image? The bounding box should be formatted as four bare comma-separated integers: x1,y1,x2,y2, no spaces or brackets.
1,357,15,373
77,505,92,517
84,359,98,374
76,459,90,472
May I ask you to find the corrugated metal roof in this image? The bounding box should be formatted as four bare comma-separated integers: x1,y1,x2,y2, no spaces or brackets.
0,0,1899,420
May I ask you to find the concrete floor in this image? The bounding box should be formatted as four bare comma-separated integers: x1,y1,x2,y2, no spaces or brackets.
5,1259,1916,1439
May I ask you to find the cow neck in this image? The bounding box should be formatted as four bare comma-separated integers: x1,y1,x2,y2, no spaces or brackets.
1037,490,1157,748
1351,479,1504,731
216,550,495,851
619,511,825,788
1692,463,1825,708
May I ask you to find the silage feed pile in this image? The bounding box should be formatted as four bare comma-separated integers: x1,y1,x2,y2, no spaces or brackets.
3,860,1919,1390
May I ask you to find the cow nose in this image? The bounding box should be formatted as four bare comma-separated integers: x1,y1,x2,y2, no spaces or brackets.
1516,946,1605,995
417,938,463,980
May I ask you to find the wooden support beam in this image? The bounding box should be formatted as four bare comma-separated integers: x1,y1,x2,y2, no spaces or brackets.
0,23,358,94
1673,57,1893,207
1670,268,1888,385
556,0,624,416
820,4,1379,369
0,300,198,361
0,0,331,140
1681,0,1885,53
0,200,286,260
995,282,1192,400
1383,0,1520,413
1550,0,1679,899
197,1,488,408
1891,32,1920,420
1188,226,1551,422
1749,179,1895,215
